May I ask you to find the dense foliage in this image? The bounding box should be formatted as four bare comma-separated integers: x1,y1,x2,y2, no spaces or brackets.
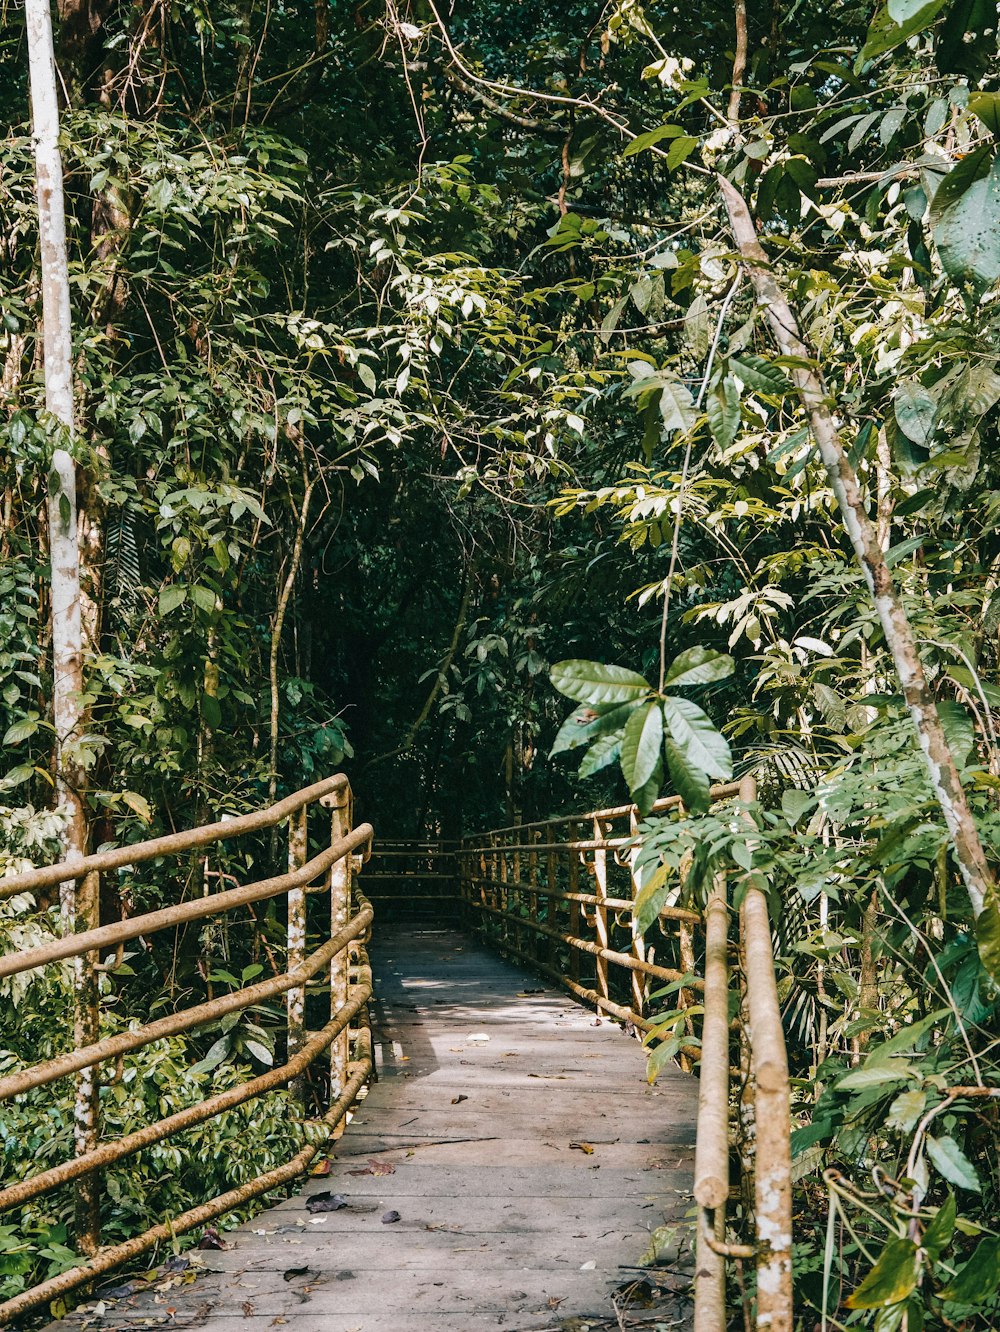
2,0,1000,1324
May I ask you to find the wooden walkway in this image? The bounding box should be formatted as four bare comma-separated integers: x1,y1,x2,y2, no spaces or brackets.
51,925,698,1331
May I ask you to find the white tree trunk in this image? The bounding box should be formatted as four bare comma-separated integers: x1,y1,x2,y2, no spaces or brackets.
719,177,1000,959
26,0,87,866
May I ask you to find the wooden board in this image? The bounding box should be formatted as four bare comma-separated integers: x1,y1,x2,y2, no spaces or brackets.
49,924,698,1331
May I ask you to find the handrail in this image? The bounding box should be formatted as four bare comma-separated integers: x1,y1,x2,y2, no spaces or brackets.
0,775,375,1325
0,773,350,901
458,776,793,1332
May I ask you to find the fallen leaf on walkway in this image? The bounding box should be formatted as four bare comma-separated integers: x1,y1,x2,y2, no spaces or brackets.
517,989,544,997
528,1072,568,1080
466,1032,490,1042
306,1192,348,1213
283,1267,312,1282
570,1141,595,1155
196,1229,227,1250
381,1210,401,1224
310,1158,332,1177
425,1222,463,1232
348,1159,395,1177
580,1260,596,1270
451,1094,468,1104
547,1296,564,1309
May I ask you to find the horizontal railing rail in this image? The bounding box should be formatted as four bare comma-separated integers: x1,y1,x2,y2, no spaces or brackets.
361,838,458,914
458,775,792,1332
0,775,375,1325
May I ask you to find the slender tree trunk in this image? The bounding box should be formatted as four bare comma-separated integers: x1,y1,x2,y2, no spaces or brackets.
718,177,1000,963
26,0,87,867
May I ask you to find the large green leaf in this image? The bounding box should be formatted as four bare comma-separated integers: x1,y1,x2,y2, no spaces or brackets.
846,1237,919,1309
706,376,741,449
664,646,735,688
729,354,788,396
632,756,664,816
934,153,1000,291
578,732,623,778
550,660,650,707
658,379,697,434
620,701,664,796
550,700,641,757
662,696,732,782
928,145,993,228
859,0,949,64
623,124,684,158
939,1235,1000,1302
926,1134,981,1192
664,736,711,813
935,699,976,768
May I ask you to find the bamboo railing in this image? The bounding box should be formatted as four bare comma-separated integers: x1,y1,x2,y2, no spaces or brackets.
458,775,792,1332
0,775,374,1323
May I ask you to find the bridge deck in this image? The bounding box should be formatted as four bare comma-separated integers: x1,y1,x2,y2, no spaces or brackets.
53,925,698,1331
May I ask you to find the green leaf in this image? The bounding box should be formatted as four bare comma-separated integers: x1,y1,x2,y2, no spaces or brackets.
661,696,732,782
158,584,187,616
244,1039,274,1066
922,1194,956,1260
934,154,1000,291
632,756,664,816
968,93,1000,137
3,718,38,746
634,864,671,936
928,145,993,228
976,894,1000,981
867,1008,950,1063
835,1063,915,1092
887,0,935,18
623,124,684,157
663,736,711,813
550,660,650,707
658,379,697,434
578,732,623,778
121,791,152,822
729,354,788,396
189,1035,231,1076
936,700,976,768
663,646,735,688
939,1235,1000,1302
860,0,949,64
894,382,938,446
706,376,741,449
846,1237,919,1309
550,700,640,756
926,1134,981,1192
189,585,217,613
666,135,698,170
781,789,813,827
620,701,664,796
886,1088,927,1133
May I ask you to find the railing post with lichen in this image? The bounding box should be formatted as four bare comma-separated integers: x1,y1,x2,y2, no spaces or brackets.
287,806,308,1109
739,773,792,1331
323,785,352,1097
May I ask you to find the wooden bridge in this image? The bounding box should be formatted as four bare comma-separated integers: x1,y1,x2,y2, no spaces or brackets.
0,776,792,1332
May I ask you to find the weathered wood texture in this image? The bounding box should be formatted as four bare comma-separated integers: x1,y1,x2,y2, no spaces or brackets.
47,925,698,1331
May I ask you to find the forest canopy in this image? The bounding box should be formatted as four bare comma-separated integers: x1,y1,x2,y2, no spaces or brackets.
2,0,1000,1326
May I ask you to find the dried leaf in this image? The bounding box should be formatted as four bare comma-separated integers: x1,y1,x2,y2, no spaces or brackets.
451,1094,468,1104
570,1141,595,1155
306,1191,348,1213
381,1210,401,1224
282,1267,312,1282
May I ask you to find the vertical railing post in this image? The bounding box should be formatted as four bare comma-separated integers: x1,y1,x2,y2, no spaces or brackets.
567,822,581,984
545,839,557,973
499,834,510,955
286,805,308,1110
693,870,730,1332
627,809,646,1019
592,815,609,1008
739,773,792,1332
74,868,101,1256
322,786,352,1098
528,829,539,963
